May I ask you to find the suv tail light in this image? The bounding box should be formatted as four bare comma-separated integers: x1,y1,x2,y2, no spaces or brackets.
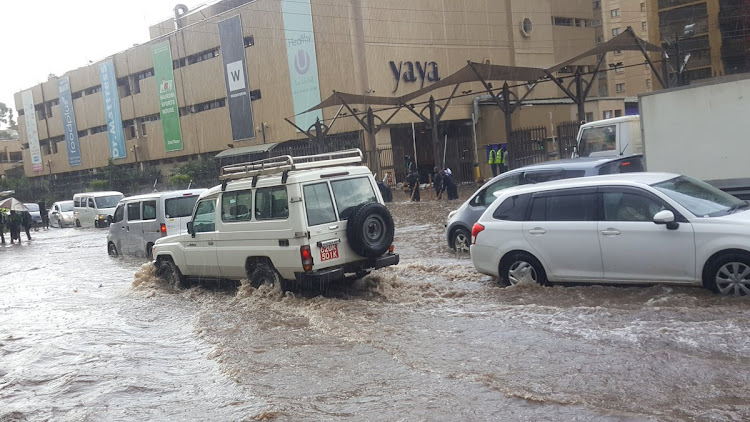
160,223,167,236
471,223,485,245
300,245,314,272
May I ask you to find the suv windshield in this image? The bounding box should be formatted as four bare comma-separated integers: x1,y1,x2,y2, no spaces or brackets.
95,195,124,208
652,175,748,217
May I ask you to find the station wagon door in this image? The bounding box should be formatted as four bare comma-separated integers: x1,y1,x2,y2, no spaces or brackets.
302,182,349,269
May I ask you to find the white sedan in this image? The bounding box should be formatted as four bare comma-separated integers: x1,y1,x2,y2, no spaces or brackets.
470,173,750,296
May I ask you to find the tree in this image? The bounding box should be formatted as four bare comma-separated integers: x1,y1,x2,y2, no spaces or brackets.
0,102,15,127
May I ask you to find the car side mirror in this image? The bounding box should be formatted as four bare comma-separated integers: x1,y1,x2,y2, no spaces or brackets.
653,210,679,230
187,221,194,237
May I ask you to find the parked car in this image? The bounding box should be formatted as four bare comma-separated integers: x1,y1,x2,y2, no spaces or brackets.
23,203,43,227
470,173,750,296
49,200,75,228
73,191,124,228
107,189,206,259
151,149,400,291
445,155,644,252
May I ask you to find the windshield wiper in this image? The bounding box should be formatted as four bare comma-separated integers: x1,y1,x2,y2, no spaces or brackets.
729,202,750,214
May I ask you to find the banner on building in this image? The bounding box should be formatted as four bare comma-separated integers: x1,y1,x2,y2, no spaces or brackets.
21,90,43,172
57,77,82,166
218,15,255,141
99,59,126,159
153,41,184,152
282,0,323,130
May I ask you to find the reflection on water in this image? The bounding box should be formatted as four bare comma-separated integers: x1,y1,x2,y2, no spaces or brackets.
1,190,749,421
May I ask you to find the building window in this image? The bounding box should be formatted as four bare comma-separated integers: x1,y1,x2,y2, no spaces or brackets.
84,85,102,96
593,1,601,10
611,9,620,17
612,27,621,37
521,18,533,36
641,2,646,12
78,129,88,138
553,17,573,27
615,110,623,117
615,65,625,73
173,57,187,69
72,91,83,100
603,110,613,119
585,112,594,122
187,48,220,65
616,83,625,92
117,77,132,98
90,125,108,135
596,35,604,44
244,35,255,47
642,21,647,31
589,19,602,27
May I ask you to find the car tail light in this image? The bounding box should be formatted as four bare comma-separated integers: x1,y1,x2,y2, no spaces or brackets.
160,223,167,236
471,223,485,244
389,244,395,253
300,245,314,272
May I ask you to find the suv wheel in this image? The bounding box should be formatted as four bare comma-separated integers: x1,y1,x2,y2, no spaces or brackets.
157,259,185,288
249,262,281,288
346,203,395,258
705,253,750,296
451,227,470,253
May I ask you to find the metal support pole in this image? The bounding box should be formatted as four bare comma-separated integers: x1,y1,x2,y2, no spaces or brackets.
365,107,381,176
429,96,440,170
575,68,586,123
314,118,323,143
675,33,682,87
502,83,513,145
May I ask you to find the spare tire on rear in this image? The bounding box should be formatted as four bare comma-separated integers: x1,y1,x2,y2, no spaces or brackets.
346,202,395,258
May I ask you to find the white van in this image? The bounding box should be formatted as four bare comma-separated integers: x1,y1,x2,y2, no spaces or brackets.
73,191,124,228
107,189,206,258
575,115,642,157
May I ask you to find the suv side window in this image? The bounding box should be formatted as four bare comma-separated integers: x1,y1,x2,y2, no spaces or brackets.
222,190,253,222
603,191,666,222
493,194,531,221
127,202,141,221
471,174,521,207
193,199,216,233
256,186,288,220
143,200,157,220
112,205,124,223
529,191,597,221
330,177,377,220
304,183,337,226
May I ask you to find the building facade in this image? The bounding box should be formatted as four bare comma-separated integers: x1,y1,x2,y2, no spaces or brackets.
647,0,750,84
594,0,653,99
15,0,603,185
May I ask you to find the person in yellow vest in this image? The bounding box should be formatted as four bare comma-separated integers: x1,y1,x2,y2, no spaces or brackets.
499,145,508,174
488,146,499,177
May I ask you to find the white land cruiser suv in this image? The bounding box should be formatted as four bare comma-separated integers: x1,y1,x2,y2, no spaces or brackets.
151,149,399,290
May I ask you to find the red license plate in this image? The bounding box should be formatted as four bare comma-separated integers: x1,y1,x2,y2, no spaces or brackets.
320,244,339,261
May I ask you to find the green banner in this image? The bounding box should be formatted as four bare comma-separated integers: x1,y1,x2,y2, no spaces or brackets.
153,41,183,152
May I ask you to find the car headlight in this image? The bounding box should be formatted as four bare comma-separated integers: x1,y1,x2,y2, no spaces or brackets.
97,214,107,220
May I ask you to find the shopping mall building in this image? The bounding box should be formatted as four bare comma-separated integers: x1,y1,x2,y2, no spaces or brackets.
14,0,633,186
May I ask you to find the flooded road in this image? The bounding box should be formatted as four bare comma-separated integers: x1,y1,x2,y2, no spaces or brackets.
2,190,749,421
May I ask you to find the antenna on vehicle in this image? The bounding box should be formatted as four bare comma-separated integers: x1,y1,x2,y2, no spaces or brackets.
188,179,193,189
152,179,158,192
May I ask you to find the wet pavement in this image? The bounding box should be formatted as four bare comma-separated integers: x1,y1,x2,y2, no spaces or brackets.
1,188,749,421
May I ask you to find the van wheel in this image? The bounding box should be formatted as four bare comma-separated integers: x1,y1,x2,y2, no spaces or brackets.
107,242,118,256
158,259,185,288
59,221,63,229
146,243,154,261
248,262,281,288
75,219,81,228
346,202,395,258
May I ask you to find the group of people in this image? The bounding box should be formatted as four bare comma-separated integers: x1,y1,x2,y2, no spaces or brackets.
0,200,47,245
0,210,33,245
404,155,459,202
489,145,509,177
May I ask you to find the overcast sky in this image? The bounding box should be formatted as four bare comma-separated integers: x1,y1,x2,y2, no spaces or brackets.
1,0,196,128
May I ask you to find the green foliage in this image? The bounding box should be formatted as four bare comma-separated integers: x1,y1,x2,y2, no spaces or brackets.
169,174,192,188
0,102,15,127
0,174,48,203
89,179,109,190
170,157,218,188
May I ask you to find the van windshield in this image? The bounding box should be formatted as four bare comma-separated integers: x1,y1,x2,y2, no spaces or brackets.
579,125,616,157
165,196,200,218
95,195,124,208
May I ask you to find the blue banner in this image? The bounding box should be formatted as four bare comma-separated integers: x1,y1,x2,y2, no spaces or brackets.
99,59,126,159
57,77,82,166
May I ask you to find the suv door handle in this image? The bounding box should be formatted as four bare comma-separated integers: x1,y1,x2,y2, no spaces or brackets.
328,225,339,230
601,229,621,236
208,241,214,245
528,228,547,235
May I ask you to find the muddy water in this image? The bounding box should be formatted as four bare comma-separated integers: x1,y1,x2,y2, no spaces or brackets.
1,190,749,421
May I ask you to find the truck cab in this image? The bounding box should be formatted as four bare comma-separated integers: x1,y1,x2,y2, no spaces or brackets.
575,115,642,158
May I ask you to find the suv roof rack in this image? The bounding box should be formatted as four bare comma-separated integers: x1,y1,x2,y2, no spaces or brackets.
219,148,364,186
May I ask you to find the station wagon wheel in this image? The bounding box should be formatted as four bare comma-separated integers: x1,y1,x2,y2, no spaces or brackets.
451,227,470,253
501,252,548,287
107,242,118,257
707,254,750,296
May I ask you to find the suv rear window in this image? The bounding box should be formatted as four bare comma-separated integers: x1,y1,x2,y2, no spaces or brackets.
166,196,200,218
330,177,377,220
304,183,337,226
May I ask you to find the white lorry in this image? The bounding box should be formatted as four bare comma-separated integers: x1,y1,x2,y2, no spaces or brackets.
573,75,750,199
